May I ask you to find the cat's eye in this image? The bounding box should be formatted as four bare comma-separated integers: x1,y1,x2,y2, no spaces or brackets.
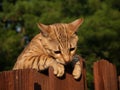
54,51,61,54
70,48,75,51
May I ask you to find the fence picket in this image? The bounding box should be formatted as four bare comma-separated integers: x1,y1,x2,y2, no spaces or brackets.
93,60,118,90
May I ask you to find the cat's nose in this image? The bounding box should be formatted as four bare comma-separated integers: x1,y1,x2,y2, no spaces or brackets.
64,55,70,63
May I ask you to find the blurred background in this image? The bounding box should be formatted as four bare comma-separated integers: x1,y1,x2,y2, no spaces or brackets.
0,0,120,89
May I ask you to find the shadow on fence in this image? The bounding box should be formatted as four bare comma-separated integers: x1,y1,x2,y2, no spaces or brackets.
0,58,119,90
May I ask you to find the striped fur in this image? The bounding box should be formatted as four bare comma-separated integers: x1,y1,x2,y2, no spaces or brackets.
13,18,83,79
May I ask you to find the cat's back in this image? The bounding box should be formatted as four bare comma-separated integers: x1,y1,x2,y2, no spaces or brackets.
17,33,45,60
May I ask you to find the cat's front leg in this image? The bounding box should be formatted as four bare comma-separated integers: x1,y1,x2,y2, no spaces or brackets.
72,55,82,79
72,61,82,79
49,59,65,77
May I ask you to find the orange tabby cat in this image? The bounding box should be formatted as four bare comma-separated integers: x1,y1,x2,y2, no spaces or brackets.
13,18,84,79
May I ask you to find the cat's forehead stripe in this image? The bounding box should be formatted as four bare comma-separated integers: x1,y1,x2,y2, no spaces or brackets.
52,24,68,48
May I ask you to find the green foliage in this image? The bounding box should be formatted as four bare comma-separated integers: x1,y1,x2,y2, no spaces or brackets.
0,0,120,89
0,29,22,70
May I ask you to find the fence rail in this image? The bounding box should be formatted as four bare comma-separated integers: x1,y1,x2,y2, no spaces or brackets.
0,59,119,90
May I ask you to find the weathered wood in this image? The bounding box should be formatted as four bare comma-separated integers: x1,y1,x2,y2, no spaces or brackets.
34,70,49,90
93,60,118,90
0,56,87,90
0,69,35,90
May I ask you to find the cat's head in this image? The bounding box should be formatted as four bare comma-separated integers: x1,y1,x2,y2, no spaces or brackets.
38,18,83,65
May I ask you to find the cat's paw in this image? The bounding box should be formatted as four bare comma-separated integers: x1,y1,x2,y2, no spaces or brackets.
72,62,82,79
51,62,64,77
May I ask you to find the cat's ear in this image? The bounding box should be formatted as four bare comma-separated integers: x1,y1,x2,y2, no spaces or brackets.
69,18,84,34
37,23,50,37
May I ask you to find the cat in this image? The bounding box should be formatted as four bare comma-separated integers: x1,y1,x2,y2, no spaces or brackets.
13,18,84,79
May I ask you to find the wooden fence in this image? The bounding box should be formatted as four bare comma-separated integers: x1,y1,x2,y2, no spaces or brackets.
0,59,119,90
93,59,118,90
